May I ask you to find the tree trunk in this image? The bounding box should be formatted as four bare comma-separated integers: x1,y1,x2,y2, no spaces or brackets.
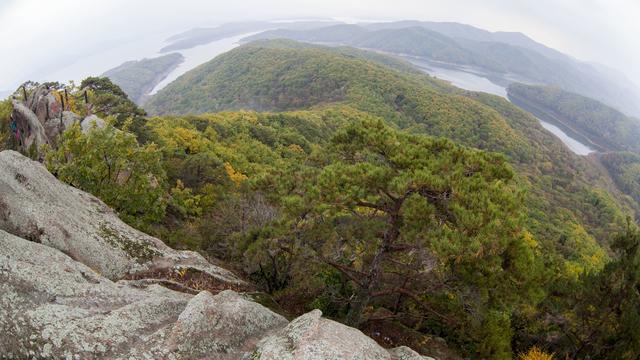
345,250,383,326
345,211,400,327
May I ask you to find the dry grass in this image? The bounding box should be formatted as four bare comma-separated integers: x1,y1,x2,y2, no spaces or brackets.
123,266,250,295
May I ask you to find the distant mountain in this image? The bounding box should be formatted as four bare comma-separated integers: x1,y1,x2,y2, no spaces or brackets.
245,23,640,117
245,24,565,78
508,83,640,152
160,20,342,53
245,25,471,60
103,53,184,105
160,22,273,52
364,20,571,62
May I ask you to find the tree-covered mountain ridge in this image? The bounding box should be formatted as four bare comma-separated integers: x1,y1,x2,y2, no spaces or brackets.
507,83,640,153
243,23,640,118
507,82,640,216
103,53,184,105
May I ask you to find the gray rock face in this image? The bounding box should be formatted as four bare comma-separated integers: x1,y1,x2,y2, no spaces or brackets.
0,230,425,359
389,346,437,360
9,85,81,156
0,229,189,358
0,150,242,284
254,309,395,360
161,290,288,358
0,149,431,359
10,99,49,154
0,229,277,359
44,111,83,147
81,114,106,134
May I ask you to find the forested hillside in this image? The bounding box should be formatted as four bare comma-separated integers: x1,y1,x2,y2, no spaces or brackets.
2,40,639,359
245,24,640,117
103,53,184,104
599,152,640,205
508,83,640,152
142,40,640,356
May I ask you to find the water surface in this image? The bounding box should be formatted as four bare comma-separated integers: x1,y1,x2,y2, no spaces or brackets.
150,31,263,94
407,57,594,155
409,58,508,98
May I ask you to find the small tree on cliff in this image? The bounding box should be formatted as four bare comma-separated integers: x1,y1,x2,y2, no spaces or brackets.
79,77,151,142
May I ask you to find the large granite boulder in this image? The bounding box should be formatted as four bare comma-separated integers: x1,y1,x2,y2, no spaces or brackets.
252,309,432,360
0,229,430,359
0,150,242,284
0,230,283,358
81,114,107,134
43,111,82,145
10,99,49,154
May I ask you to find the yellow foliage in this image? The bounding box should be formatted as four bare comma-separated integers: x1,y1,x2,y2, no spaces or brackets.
522,230,538,249
288,143,305,153
149,119,210,154
224,162,248,187
518,346,554,360
563,223,607,278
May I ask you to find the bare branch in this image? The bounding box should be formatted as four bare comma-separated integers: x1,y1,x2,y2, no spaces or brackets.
322,258,367,287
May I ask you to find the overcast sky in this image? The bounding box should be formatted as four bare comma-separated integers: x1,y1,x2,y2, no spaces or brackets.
0,0,638,91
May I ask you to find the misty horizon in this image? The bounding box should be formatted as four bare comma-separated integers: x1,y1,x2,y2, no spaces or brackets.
1,0,639,93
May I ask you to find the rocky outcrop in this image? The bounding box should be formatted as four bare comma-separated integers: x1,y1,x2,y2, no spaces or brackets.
8,85,100,156
10,99,49,154
0,229,429,359
0,229,278,358
252,309,434,359
0,150,242,284
81,114,106,134
0,150,433,359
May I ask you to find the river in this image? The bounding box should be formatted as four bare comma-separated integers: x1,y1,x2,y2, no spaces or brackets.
149,31,264,95
405,57,595,155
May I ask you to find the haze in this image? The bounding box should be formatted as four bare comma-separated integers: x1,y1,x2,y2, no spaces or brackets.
0,0,638,92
